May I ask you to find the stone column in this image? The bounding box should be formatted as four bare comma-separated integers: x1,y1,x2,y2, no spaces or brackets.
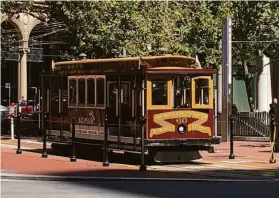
19,45,29,101
2,13,44,102
257,55,272,111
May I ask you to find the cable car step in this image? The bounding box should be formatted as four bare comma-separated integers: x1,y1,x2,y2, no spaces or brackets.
108,144,148,155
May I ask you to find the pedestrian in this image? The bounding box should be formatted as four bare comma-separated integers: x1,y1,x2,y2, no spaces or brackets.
273,98,278,105
269,98,278,143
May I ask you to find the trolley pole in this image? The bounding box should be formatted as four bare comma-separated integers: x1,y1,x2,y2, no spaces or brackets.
70,115,77,162
42,112,48,158
103,113,109,166
15,104,22,154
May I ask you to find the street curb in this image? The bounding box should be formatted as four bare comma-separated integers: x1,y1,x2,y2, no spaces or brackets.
1,173,278,182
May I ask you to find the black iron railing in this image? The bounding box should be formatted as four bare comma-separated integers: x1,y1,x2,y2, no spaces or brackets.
233,111,270,137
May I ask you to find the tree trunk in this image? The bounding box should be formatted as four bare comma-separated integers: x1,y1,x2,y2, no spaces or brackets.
244,78,255,112
243,60,255,112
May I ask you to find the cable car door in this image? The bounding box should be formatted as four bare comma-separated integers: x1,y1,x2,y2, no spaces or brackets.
107,81,131,137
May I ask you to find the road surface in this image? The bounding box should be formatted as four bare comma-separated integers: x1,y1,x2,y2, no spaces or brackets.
1,179,279,198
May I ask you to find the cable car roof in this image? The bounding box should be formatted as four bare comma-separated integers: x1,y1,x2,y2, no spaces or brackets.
53,54,215,75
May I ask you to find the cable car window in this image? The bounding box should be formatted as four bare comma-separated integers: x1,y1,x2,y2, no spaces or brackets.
195,79,209,105
78,78,85,105
69,79,77,105
108,82,117,107
174,76,191,108
122,83,130,105
96,78,105,106
152,81,168,105
87,78,95,106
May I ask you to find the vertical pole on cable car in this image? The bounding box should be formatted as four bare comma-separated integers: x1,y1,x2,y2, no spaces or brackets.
60,76,64,141
59,87,63,141
48,77,52,136
269,104,276,163
118,75,121,145
70,115,76,162
42,112,48,158
16,104,22,154
38,88,41,133
40,73,44,136
140,75,147,171
103,111,109,166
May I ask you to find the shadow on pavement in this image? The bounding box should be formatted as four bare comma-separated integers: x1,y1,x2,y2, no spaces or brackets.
21,146,208,167
4,143,279,198
17,167,279,198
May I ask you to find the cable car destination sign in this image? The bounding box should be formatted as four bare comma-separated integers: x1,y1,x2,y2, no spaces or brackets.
148,110,212,139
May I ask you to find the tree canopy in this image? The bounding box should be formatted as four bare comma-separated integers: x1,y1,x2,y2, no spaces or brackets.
1,1,229,67
1,1,279,111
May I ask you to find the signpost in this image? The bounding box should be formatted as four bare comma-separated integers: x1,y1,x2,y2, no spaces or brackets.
5,83,11,106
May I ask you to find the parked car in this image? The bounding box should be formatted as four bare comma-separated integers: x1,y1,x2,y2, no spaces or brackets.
1,105,10,135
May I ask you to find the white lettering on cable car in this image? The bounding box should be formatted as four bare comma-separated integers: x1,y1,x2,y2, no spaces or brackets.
149,110,211,138
75,111,104,135
78,111,95,124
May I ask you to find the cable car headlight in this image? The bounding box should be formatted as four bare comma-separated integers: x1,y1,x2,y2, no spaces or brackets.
177,124,186,134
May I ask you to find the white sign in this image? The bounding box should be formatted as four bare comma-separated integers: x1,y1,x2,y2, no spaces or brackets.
5,83,10,88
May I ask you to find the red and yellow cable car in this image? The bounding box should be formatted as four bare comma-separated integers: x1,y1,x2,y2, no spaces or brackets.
42,54,217,165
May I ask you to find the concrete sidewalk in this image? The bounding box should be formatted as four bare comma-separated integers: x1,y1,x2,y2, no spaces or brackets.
1,137,279,181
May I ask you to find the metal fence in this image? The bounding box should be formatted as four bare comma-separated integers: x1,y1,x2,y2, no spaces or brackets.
233,111,270,137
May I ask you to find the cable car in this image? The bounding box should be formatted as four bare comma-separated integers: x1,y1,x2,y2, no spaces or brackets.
41,54,217,164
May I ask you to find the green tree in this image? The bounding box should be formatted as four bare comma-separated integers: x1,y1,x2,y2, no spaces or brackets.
2,1,278,112
1,1,227,64
231,1,279,111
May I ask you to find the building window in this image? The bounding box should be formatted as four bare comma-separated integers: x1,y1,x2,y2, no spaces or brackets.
152,81,168,105
78,78,85,105
69,79,77,105
87,78,95,106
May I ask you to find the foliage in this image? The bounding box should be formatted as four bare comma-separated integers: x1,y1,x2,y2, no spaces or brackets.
1,1,228,66
230,1,279,111
2,1,279,111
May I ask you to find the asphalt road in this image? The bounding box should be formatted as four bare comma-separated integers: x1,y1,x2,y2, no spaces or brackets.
1,179,279,198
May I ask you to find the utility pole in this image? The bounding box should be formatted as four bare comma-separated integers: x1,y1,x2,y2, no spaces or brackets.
220,18,233,142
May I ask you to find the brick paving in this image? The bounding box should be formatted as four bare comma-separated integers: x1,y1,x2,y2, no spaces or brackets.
1,136,279,180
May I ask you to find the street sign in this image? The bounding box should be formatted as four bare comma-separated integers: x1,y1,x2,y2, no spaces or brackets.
5,83,10,88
